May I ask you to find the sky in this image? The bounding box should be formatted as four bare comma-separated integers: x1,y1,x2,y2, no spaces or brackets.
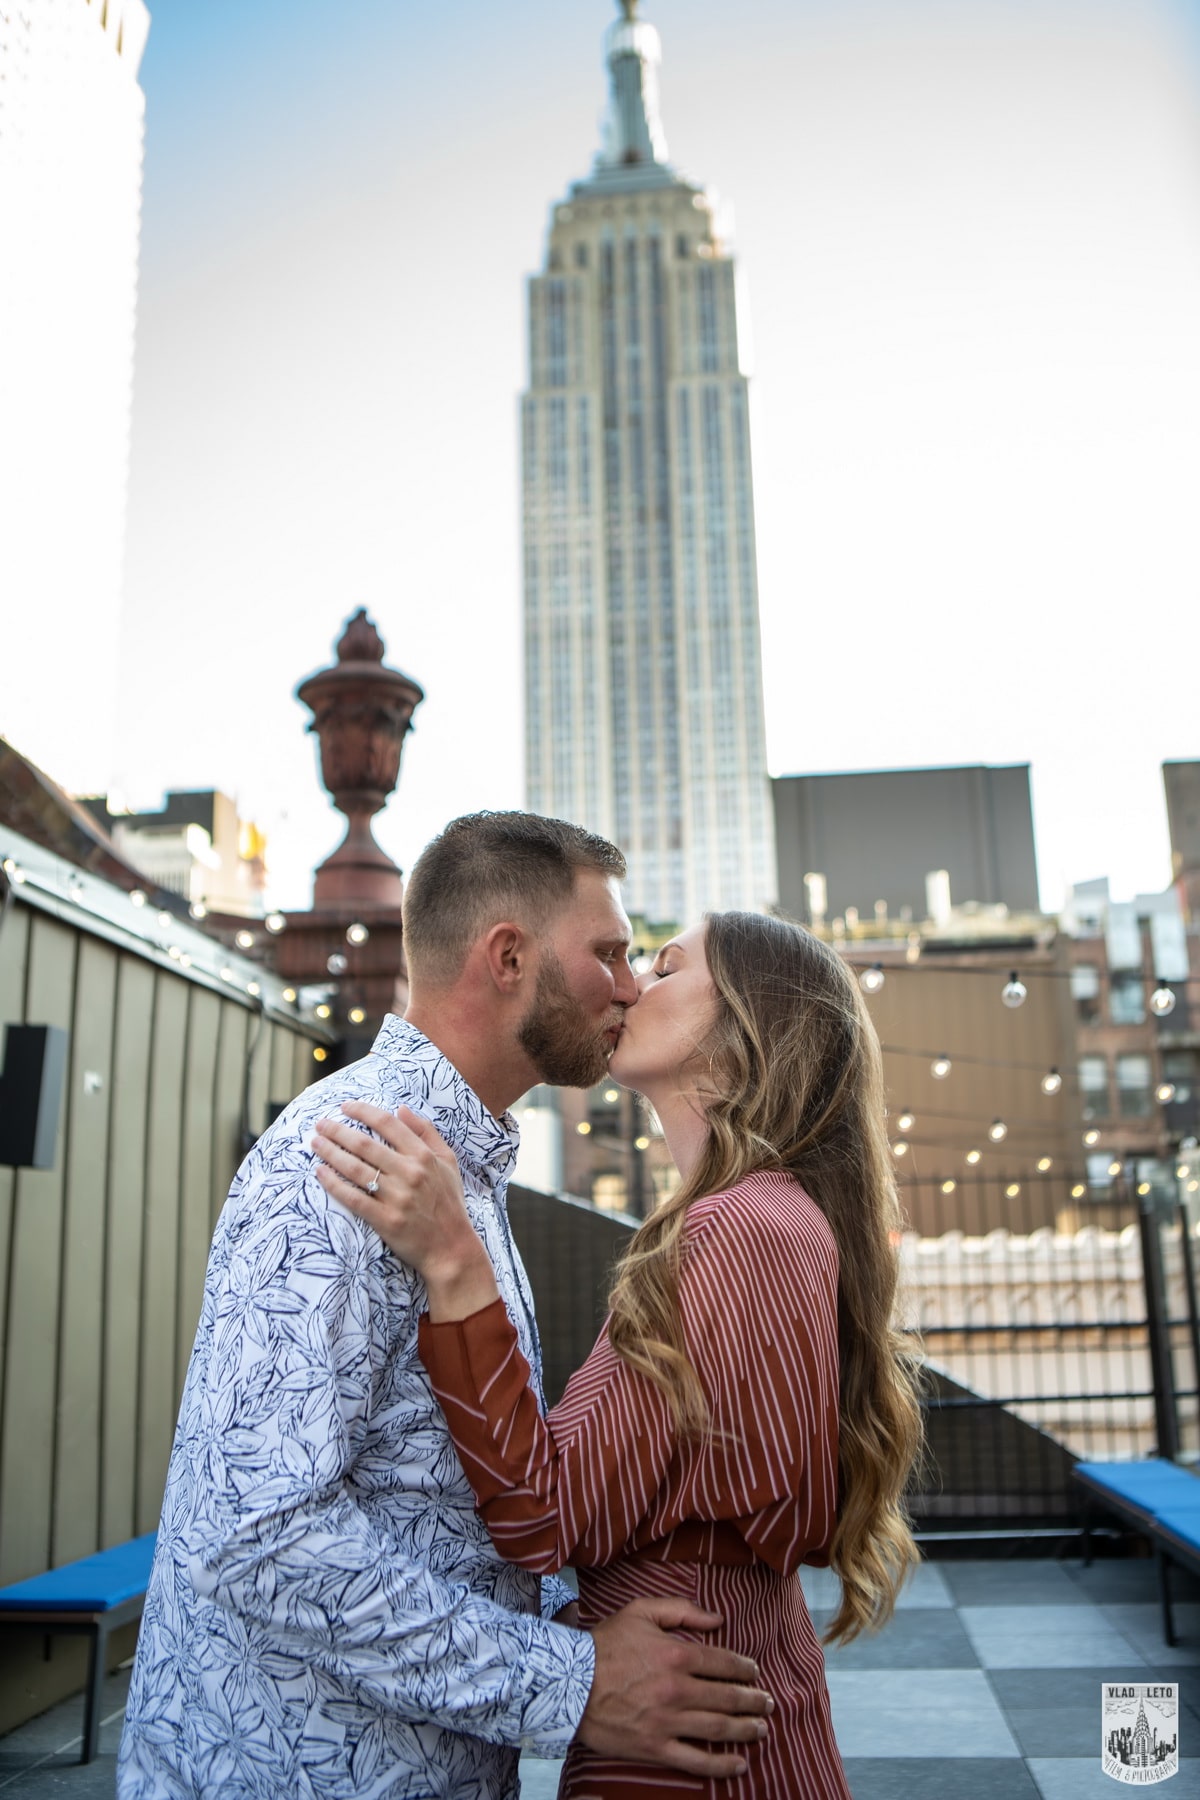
102,0,1200,911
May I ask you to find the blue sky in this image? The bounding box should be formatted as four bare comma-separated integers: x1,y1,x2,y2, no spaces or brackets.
112,0,1200,911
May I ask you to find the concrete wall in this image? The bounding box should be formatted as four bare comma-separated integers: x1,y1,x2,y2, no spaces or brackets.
773,763,1040,925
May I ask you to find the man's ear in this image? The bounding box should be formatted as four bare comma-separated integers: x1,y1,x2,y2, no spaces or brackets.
480,921,531,996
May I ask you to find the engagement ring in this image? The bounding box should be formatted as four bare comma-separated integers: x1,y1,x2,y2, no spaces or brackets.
366,1175,380,1198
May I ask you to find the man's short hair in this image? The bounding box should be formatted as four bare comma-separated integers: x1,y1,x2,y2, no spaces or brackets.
402,811,626,985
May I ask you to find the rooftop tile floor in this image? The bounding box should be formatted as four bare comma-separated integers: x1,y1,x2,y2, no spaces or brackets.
2,1555,1198,1797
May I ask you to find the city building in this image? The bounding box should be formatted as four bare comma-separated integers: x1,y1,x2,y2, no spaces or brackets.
773,763,1040,927
79,791,268,916
1062,873,1198,1185
521,0,775,925
0,0,150,793
1164,759,1200,923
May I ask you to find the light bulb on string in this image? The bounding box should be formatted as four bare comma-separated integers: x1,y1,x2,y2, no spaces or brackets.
965,1149,982,1165
1157,1082,1177,1104
1138,1182,1151,1197
897,1111,915,1133
265,911,286,933
1107,1160,1121,1178
1071,1183,1086,1199
1150,982,1176,1017
1037,1157,1053,1172
1083,1129,1100,1147
988,1119,1008,1143
860,964,885,994
941,1179,956,1194
931,1056,952,1080
1005,1183,1020,1199
1041,1068,1063,1096
1178,1163,1190,1180
235,929,255,951
1001,972,1027,1009
892,1140,908,1157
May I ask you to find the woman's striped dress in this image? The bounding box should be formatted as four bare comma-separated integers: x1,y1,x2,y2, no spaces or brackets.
418,1170,853,1799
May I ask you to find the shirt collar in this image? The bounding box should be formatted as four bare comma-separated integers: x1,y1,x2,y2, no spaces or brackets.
369,1014,519,1186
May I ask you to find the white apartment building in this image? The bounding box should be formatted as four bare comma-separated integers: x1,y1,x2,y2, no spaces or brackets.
0,0,150,791
522,1,775,924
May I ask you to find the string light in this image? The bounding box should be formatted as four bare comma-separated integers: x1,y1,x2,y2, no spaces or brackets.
860,964,885,994
1150,983,1177,1017
897,1111,915,1133
315,1003,332,1020
892,1141,908,1157
965,1149,982,1165
931,1056,952,1080
313,1047,328,1062
604,1088,620,1103
941,1179,956,1194
1005,1183,1020,1198
282,987,297,1003
347,923,370,946
247,981,261,998
327,953,349,975
1037,1157,1053,1172
1001,972,1027,1008
235,929,255,950
348,1007,366,1025
1107,1160,1122,1177
1156,1082,1177,1104
130,889,146,907
219,966,234,982
1071,1183,1086,1198
1138,1182,1151,1196
635,1134,651,1150
988,1119,1008,1143
189,900,207,920
1083,1130,1100,1147
1041,1069,1063,1096
265,912,286,933
576,1121,592,1136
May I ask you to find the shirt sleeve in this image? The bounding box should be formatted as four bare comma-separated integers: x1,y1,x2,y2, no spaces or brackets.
179,1155,594,1756
418,1183,840,1579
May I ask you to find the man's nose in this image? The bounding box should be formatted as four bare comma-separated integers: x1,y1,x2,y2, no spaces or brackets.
614,956,639,1007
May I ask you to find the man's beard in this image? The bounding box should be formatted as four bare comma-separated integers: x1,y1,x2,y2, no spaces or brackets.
517,951,617,1089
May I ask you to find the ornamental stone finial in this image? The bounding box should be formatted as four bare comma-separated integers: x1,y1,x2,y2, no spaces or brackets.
620,0,638,20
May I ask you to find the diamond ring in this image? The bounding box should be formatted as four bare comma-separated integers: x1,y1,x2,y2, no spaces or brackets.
366,1175,380,1198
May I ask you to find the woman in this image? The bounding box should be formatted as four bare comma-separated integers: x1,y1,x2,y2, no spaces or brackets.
313,912,923,1797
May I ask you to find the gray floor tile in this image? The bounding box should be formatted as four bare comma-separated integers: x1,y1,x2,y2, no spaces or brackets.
1003,1705,1111,1758
988,1667,1164,1710
815,1607,980,1670
940,1560,1093,1608
843,1759,1041,1799
800,1564,842,1612
1063,1557,1179,1605
893,1561,955,1609
1098,1602,1200,1664
824,1669,1020,1757
1028,1756,1200,1798
518,1757,566,1798
959,1604,1149,1670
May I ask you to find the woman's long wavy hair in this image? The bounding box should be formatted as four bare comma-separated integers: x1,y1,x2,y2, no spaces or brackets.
606,911,924,1645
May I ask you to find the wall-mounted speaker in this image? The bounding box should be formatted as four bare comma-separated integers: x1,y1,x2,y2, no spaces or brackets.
0,1024,69,1169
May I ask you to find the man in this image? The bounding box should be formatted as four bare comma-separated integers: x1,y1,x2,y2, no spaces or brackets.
119,812,771,1798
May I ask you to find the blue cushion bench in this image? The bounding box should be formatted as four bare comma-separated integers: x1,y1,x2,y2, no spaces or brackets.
1075,1462,1200,1646
0,1533,156,1763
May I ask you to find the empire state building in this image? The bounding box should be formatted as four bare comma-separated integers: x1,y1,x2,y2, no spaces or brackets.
521,1,776,925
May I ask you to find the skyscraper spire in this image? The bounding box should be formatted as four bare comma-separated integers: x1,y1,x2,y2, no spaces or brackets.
599,0,670,170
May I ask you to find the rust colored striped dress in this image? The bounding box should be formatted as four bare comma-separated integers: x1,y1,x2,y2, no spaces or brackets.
418,1170,853,1800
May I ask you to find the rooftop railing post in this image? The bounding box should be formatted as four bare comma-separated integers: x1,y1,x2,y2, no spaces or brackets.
1138,1167,1180,1462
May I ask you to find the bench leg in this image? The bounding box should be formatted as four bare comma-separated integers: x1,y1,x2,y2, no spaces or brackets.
81,1624,105,1764
1080,1497,1093,1567
1157,1544,1177,1649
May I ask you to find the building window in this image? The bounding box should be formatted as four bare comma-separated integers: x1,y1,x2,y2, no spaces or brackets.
1162,1050,1196,1107
574,242,589,269
1071,963,1101,1025
1079,1055,1110,1120
1109,972,1146,1026
591,1171,628,1212
1116,1054,1152,1118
